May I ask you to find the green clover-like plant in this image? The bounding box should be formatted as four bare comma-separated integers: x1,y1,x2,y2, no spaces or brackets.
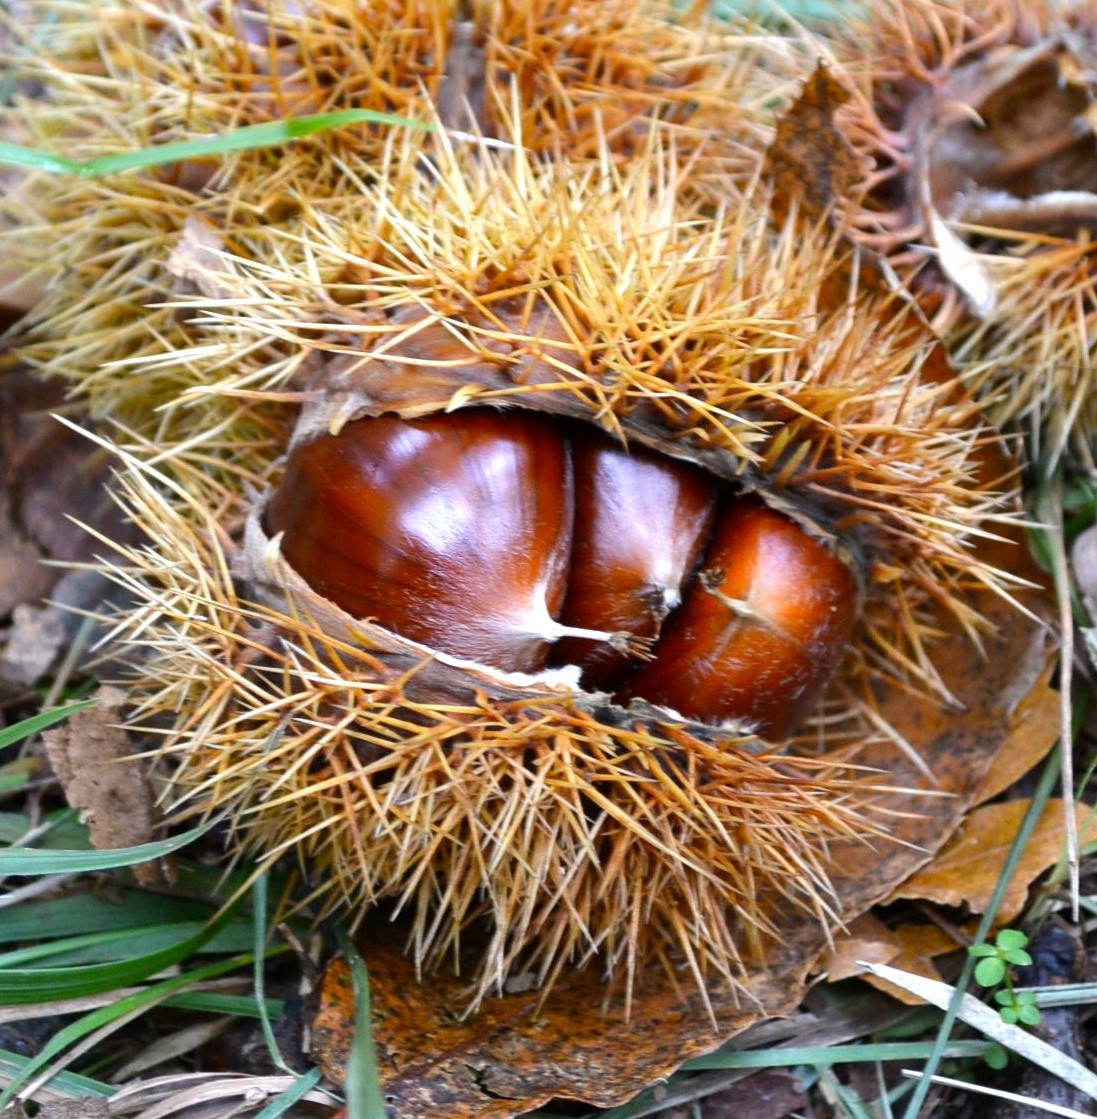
969,927,1033,986
968,929,1041,1065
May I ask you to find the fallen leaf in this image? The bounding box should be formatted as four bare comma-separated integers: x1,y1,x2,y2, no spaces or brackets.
928,215,996,318
312,930,815,1117
0,602,67,685
972,661,1060,804
762,64,899,300
0,365,134,572
41,686,161,885
6,416,130,567
0,523,56,619
886,799,1097,922
823,914,963,1005
0,366,66,615
921,42,1097,236
896,44,1097,319
165,216,235,301
111,1018,235,1083
0,365,144,685
763,63,868,226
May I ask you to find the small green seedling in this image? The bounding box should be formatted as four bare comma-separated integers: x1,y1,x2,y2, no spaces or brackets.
969,929,1041,1067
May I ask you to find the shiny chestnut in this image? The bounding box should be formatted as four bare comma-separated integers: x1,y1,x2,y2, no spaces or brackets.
265,409,860,738
616,500,858,739
550,436,720,687
266,410,574,673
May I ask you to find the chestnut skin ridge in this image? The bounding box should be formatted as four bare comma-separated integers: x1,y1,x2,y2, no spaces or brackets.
265,409,858,739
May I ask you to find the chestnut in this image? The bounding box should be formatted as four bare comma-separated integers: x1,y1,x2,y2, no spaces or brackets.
550,431,719,687
618,500,858,738
266,408,860,737
266,409,576,673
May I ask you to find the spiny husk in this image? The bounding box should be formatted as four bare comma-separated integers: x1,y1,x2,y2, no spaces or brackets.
68,131,1028,1010
5,0,1032,1010
826,0,1097,467
93,439,881,1015
1,0,782,357
128,125,1024,704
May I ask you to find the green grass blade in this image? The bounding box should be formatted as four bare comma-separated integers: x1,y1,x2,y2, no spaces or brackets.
682,1040,990,1071
338,931,389,1119
0,891,216,943
588,1042,989,1119
0,759,37,794
0,110,428,179
707,0,863,23
0,1050,113,1099
0,901,241,1004
162,992,285,1018
0,820,215,874
0,811,86,849
0,950,268,1107
0,141,82,176
253,1068,325,1119
0,701,94,751
0,919,255,968
253,873,295,1074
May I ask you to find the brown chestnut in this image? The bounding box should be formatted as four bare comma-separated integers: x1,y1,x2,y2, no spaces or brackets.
618,499,858,739
550,431,719,687
266,409,576,673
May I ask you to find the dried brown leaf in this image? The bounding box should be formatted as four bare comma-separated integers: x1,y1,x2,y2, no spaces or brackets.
762,63,895,305
887,798,1097,922
897,40,1097,319
165,217,235,301
823,913,963,1005
41,686,161,884
312,931,813,1118
828,657,1065,1002
0,367,132,567
764,63,868,226
0,525,55,618
0,367,65,616
921,43,1097,233
0,602,67,685
973,661,1060,804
